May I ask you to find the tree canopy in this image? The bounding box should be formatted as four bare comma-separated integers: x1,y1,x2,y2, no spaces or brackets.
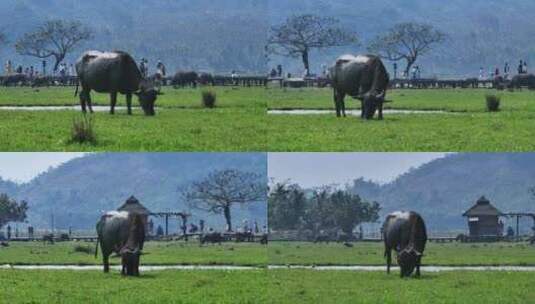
368,22,446,75
182,169,265,231
267,14,358,75
269,183,381,236
15,19,92,72
0,193,28,230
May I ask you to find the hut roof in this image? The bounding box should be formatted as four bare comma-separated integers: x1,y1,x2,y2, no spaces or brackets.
117,195,151,215
462,196,503,217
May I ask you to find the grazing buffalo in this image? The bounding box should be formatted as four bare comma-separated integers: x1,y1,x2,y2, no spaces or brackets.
509,74,535,90
172,71,198,88
235,231,254,242
75,50,160,116
198,72,214,86
2,73,28,86
31,76,52,88
329,54,390,119
383,211,427,278
96,211,145,276
260,233,268,245
199,232,224,245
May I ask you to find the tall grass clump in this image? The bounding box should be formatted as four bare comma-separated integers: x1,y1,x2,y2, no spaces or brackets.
201,90,217,108
70,114,96,144
485,94,501,112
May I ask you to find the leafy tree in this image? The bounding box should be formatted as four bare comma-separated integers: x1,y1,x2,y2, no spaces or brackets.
268,184,381,237
15,19,92,72
330,190,380,235
368,22,446,76
0,193,28,230
267,14,358,75
268,182,307,230
182,169,265,232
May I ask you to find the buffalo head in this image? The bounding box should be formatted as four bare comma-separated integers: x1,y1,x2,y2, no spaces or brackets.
120,247,141,276
135,81,163,116
361,91,386,120
397,246,422,277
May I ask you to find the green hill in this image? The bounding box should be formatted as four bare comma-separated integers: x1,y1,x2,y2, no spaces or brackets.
349,153,535,233
1,153,267,230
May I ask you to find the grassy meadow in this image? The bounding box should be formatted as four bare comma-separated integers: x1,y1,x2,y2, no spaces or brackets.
0,269,267,304
0,86,266,151
267,87,535,151
0,241,267,266
269,241,535,266
268,269,535,304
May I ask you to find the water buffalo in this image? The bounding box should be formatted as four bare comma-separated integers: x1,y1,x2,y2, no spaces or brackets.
172,71,198,88
95,211,145,276
2,73,28,86
75,50,161,116
509,74,535,90
199,232,224,245
329,54,390,119
31,76,52,88
198,72,214,86
383,211,427,278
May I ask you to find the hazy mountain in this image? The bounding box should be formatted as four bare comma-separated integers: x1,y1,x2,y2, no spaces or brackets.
0,0,267,73
2,1,532,77
1,153,267,230
267,0,535,78
348,153,535,233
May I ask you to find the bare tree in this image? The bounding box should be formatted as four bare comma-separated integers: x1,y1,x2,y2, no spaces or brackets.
267,14,358,76
15,20,92,72
182,169,265,232
368,22,446,76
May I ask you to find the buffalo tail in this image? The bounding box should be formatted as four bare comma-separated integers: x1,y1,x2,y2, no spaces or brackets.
94,237,99,258
74,81,79,97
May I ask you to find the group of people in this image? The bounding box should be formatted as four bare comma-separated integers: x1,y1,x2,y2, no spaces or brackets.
480,60,529,80
1,225,34,240
139,58,167,79
3,60,42,78
3,60,77,79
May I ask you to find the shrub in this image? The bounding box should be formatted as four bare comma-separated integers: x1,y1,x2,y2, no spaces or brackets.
70,114,96,144
73,245,93,255
485,94,501,112
201,90,217,108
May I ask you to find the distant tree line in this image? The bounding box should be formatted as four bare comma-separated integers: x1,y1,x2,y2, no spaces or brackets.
0,193,28,230
268,183,381,237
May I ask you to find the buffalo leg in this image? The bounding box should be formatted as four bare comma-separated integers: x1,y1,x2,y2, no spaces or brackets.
415,255,422,277
134,255,140,276
333,90,341,117
103,254,110,273
79,90,86,113
85,91,94,114
110,92,117,115
385,248,392,274
126,93,133,115
360,99,366,119
378,102,383,120
340,93,346,117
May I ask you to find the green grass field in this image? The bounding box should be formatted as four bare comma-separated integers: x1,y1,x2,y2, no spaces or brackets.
0,241,267,266
269,241,535,266
0,86,266,151
267,87,535,151
268,270,535,304
0,269,267,304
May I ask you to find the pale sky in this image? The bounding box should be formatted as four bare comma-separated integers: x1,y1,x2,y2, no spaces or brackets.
268,153,448,188
0,153,87,183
